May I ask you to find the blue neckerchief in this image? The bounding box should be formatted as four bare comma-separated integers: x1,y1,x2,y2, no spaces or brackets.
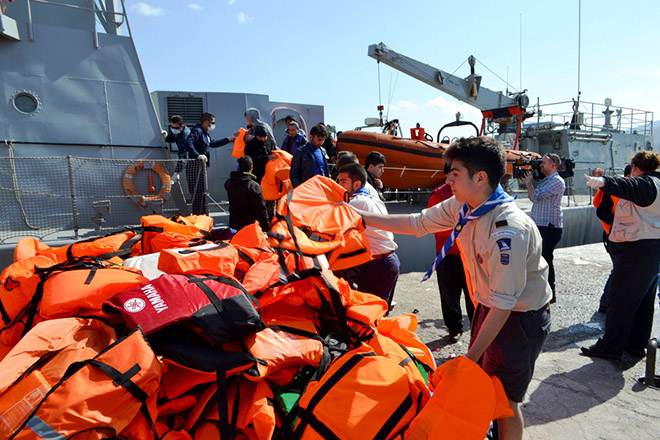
352,187,370,198
421,184,515,282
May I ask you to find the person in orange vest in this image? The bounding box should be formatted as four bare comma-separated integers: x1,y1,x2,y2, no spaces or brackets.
428,182,474,343
350,137,551,440
593,164,630,313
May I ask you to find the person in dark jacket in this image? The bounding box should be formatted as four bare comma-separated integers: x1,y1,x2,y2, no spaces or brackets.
182,112,234,215
243,125,270,183
281,121,307,155
224,155,270,232
582,151,660,360
244,108,277,152
290,123,329,187
163,115,191,174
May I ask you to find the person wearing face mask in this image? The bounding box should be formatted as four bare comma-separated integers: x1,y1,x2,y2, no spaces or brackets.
183,112,235,215
163,115,191,177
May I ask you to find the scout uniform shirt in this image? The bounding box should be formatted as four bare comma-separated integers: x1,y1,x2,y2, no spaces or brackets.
410,196,552,312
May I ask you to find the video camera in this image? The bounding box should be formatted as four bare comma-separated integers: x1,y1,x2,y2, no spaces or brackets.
512,157,575,180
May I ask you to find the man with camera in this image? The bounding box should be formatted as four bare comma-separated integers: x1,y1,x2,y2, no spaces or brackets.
523,153,565,303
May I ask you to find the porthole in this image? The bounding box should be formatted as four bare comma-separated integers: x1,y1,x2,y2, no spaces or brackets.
12,91,40,115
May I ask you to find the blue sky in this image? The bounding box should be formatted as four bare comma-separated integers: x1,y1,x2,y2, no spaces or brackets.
125,0,659,140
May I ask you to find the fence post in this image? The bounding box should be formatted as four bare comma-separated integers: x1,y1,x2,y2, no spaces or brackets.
67,155,79,239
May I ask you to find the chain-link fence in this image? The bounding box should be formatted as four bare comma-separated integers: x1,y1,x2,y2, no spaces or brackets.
0,156,208,243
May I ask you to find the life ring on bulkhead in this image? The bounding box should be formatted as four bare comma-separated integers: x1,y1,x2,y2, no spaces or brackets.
123,161,172,205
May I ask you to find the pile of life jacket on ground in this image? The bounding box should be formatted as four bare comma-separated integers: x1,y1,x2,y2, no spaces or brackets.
0,176,512,439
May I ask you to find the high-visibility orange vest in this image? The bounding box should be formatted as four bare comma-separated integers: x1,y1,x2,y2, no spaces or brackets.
262,149,293,201
0,318,161,440
404,356,513,440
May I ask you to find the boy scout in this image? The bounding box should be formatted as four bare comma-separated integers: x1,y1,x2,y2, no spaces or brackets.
352,136,552,440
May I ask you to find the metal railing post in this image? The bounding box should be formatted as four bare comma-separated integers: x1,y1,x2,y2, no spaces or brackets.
25,0,34,41
67,155,80,239
90,0,98,49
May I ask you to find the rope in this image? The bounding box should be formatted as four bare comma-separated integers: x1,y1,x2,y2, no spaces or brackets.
6,140,40,230
472,57,520,94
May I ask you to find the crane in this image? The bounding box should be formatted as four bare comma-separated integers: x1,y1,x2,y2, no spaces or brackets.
367,42,531,149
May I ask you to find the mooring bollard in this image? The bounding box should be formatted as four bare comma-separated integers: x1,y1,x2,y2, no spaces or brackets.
642,338,659,388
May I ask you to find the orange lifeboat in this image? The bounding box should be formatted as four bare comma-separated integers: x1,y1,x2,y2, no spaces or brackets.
336,130,447,189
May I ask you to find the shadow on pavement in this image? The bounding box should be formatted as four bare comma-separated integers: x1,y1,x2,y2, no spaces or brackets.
542,312,606,353
525,361,625,427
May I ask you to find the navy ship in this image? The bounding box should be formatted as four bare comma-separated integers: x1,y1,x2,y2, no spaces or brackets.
0,0,324,248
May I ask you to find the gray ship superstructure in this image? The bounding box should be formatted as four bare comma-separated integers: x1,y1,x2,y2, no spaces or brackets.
0,0,324,245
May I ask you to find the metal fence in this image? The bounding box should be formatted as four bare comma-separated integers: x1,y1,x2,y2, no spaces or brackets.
0,156,206,243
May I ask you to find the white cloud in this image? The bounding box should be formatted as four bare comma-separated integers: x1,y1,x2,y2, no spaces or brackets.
228,0,237,5
237,12,253,23
131,2,163,17
189,3,203,11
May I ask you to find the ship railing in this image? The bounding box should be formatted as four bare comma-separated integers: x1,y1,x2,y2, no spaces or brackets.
9,0,130,44
0,156,211,244
527,99,654,137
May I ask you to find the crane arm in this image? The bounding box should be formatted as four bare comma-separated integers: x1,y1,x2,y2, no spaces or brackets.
368,42,521,111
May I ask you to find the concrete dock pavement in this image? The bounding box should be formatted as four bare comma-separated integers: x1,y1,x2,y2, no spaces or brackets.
392,242,660,440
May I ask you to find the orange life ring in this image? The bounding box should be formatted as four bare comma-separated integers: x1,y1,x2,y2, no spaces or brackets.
123,161,172,205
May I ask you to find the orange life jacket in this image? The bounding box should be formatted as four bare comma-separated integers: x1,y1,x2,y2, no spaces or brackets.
140,214,213,254
269,176,372,271
1,232,138,346
13,237,51,262
185,378,280,440
376,314,438,372
593,189,621,235
231,127,248,159
0,317,161,440
294,342,427,439
403,356,513,440
39,264,148,320
243,315,325,382
229,222,273,281
157,242,239,277
261,149,293,201
367,332,431,404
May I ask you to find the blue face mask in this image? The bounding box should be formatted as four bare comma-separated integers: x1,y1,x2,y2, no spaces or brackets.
171,128,181,135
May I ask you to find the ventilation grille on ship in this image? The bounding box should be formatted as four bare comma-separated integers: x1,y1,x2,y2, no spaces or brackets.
166,96,204,125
